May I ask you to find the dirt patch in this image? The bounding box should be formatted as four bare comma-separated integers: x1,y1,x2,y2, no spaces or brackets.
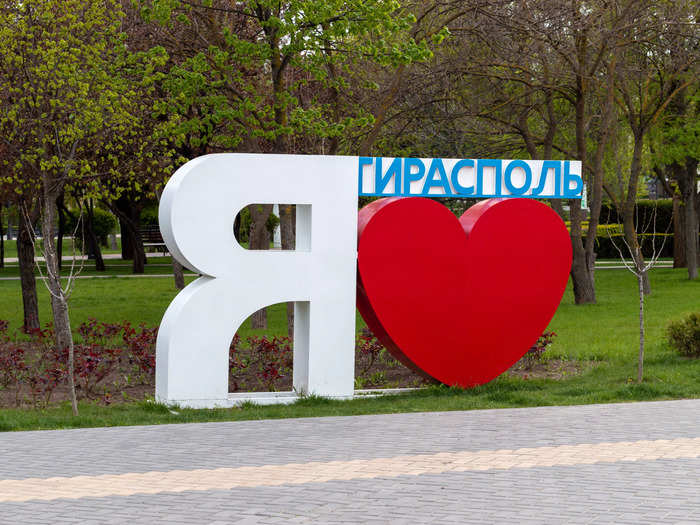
228,347,432,393
508,358,599,380
0,383,153,409
0,344,430,409
1,331,593,409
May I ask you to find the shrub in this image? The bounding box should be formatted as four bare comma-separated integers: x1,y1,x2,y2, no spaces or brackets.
140,205,159,226
0,320,158,408
236,207,281,244
590,233,676,259
121,322,158,381
356,328,384,375
248,335,293,391
667,313,700,358
65,207,118,247
229,335,292,391
0,343,27,406
521,331,557,369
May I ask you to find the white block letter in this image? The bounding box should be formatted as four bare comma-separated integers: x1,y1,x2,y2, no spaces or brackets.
156,154,358,408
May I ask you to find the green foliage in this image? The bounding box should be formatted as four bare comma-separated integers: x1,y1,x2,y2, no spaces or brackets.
0,1,173,204
0,1,132,196
137,0,435,156
236,207,280,244
653,88,700,168
140,206,159,227
65,208,118,247
667,313,700,358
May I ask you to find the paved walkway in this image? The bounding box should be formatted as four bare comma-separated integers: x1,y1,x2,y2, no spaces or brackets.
1,400,699,524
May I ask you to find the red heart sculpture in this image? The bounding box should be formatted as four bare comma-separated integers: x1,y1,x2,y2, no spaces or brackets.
357,197,572,386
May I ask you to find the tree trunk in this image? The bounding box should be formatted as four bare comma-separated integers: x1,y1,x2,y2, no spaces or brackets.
583,57,616,294
119,215,133,260
130,229,146,274
684,189,698,280
111,198,146,273
248,204,273,329
637,268,645,383
672,192,687,268
56,194,65,269
173,259,185,290
622,213,651,295
570,200,596,303
40,186,78,416
569,70,596,305
83,200,105,271
550,199,565,219
359,64,406,156
0,203,4,268
623,132,650,295
6,211,13,241
681,159,698,280
57,197,78,263
280,204,296,337
17,202,40,331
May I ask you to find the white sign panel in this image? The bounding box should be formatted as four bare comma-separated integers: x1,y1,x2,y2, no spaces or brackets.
359,157,582,199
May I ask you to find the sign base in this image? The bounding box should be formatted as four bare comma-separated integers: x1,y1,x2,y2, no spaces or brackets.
157,388,419,409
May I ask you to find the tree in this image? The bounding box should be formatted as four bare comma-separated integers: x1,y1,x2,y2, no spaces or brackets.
0,0,145,415
607,207,669,383
139,0,436,330
606,0,698,291
381,0,629,304
382,0,698,300
652,85,699,280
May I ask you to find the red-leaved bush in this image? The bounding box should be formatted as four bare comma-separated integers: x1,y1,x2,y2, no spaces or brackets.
0,319,157,408
229,335,293,391
0,318,418,407
356,328,384,375
520,331,557,369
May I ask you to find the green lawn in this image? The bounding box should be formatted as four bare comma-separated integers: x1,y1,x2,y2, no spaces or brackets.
0,237,123,260
0,265,698,431
0,263,695,353
0,256,188,279
3,374,699,432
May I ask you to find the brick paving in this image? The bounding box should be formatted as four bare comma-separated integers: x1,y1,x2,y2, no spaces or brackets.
1,399,699,524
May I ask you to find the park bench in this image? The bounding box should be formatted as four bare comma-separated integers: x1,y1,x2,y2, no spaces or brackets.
139,225,168,253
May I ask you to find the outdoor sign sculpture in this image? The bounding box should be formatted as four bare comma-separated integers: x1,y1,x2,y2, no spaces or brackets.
156,154,580,408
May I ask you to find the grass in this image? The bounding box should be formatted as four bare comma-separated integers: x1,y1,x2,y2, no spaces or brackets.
2,370,699,432
0,237,122,260
0,255,190,279
0,263,698,431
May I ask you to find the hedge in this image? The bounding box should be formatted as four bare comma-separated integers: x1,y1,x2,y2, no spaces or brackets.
64,208,118,247
599,199,673,233
587,233,700,259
